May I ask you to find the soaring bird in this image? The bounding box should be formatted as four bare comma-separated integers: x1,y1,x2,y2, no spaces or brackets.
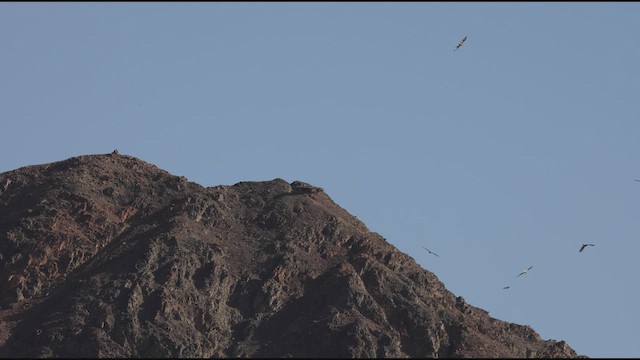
503,285,511,290
517,266,533,277
579,243,595,252
454,36,467,51
422,246,440,257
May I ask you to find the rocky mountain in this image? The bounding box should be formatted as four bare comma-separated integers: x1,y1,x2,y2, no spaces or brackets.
0,153,583,358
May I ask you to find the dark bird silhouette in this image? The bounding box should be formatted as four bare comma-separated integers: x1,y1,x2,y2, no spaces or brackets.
454,36,467,51
579,243,595,252
503,286,511,290
422,246,440,257
517,266,533,277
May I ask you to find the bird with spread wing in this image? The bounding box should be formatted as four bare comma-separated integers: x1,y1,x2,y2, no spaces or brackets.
517,266,533,277
579,244,595,252
422,246,440,257
454,36,467,51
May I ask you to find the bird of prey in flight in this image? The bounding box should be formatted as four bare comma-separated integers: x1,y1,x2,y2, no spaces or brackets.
517,266,534,277
579,244,595,252
422,246,440,257
454,36,467,51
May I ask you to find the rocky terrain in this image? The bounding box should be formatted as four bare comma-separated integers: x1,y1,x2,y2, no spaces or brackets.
0,152,584,357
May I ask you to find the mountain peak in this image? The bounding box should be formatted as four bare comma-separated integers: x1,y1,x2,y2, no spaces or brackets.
0,153,584,357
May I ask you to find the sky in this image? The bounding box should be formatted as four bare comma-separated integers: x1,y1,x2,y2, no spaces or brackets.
1,2,639,357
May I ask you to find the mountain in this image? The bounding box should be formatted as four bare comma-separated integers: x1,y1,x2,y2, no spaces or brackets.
0,153,583,357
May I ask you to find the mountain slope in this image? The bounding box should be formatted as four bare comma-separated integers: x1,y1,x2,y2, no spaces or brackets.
0,153,583,357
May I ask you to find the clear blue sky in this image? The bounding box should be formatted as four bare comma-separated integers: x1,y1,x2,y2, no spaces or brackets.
1,3,639,357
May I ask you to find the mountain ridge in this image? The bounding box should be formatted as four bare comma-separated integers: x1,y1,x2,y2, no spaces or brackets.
0,152,584,357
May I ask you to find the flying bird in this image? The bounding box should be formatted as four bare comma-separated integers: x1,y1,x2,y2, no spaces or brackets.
422,246,440,257
453,36,467,51
517,266,533,277
579,243,595,252
503,286,511,290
